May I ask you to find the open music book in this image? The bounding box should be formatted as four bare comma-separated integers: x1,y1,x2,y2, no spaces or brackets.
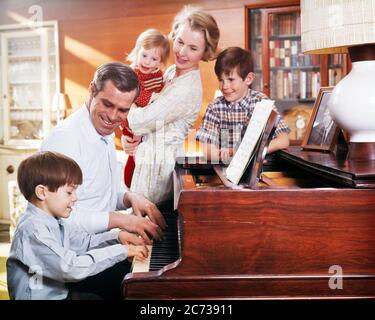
225,100,278,185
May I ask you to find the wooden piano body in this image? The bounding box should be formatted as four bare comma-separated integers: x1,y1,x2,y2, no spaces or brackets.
122,146,375,299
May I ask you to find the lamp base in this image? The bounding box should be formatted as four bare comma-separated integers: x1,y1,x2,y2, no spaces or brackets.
347,142,375,161
329,44,375,144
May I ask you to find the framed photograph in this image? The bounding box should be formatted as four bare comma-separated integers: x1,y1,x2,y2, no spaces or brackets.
301,87,340,151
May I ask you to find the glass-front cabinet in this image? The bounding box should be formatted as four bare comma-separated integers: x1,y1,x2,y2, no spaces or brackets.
250,7,322,110
246,2,348,144
0,21,60,147
0,21,59,223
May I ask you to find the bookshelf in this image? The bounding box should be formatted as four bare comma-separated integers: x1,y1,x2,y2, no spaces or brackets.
245,1,348,143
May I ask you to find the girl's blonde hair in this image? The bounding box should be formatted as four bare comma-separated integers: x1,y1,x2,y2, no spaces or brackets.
170,6,220,61
127,28,170,66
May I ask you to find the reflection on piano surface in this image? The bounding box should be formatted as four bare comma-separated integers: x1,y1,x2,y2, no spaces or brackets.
123,146,375,299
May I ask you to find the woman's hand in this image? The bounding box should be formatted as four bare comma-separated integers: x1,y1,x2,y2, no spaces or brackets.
122,134,142,156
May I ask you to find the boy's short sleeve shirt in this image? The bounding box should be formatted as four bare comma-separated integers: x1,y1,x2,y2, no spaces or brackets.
196,89,290,149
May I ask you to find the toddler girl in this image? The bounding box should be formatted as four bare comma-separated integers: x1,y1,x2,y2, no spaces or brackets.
122,29,170,188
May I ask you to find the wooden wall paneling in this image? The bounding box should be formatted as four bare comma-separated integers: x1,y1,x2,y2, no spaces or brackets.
59,12,175,108
0,0,251,23
0,0,255,147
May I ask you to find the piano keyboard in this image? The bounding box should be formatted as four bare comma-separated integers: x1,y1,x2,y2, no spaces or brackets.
132,211,179,272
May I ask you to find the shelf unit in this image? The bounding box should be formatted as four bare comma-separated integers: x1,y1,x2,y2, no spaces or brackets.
245,1,349,143
0,21,60,222
0,21,60,148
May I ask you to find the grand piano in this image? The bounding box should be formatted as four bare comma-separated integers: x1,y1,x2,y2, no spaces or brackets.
122,143,375,299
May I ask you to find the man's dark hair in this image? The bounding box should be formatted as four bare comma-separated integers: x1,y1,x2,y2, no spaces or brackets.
92,62,140,98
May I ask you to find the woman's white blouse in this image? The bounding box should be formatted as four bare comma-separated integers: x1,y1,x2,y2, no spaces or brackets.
127,65,202,203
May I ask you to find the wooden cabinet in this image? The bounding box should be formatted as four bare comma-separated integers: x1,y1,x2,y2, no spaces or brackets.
0,21,60,222
0,21,60,148
0,147,33,223
245,1,348,142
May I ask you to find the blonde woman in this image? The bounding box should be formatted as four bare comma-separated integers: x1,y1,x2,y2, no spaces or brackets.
124,6,220,204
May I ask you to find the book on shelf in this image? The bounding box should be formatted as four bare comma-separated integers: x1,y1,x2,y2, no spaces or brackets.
270,68,320,101
251,11,261,37
255,41,262,69
329,53,345,66
329,68,342,86
270,12,300,36
300,71,307,99
268,39,319,69
291,40,298,66
269,40,275,67
284,39,291,67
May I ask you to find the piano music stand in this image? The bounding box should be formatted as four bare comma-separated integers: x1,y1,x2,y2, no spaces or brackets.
240,110,279,188
212,110,279,189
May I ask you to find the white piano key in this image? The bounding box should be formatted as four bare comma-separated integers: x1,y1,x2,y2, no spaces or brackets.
131,245,153,273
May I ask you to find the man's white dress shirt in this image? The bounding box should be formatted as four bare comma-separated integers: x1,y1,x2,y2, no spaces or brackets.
41,105,127,233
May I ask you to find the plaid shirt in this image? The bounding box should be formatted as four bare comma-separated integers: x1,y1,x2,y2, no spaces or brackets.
196,89,290,149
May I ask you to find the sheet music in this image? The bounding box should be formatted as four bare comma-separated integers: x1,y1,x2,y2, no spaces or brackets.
225,100,275,185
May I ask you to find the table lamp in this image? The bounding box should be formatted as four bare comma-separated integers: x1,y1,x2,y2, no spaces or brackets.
301,0,375,160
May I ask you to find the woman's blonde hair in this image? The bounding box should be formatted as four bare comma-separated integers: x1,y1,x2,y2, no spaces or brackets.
170,6,220,61
127,28,170,66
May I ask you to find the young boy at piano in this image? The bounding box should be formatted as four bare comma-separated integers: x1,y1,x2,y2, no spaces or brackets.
121,28,170,188
7,151,148,300
196,47,290,163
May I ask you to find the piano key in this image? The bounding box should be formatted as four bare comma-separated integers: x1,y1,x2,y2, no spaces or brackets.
132,210,179,273
131,245,153,273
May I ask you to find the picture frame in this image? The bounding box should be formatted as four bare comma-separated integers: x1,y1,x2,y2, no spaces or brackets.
301,87,340,151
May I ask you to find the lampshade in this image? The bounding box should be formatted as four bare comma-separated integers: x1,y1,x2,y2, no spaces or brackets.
301,0,375,54
301,0,375,159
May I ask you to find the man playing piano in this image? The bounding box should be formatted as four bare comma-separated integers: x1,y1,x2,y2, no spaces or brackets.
40,62,167,299
196,47,290,163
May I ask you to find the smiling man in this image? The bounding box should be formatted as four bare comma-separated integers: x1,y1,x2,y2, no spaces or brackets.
41,62,166,238
39,62,166,299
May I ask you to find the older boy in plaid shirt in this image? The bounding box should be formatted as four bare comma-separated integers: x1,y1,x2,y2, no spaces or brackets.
196,47,290,162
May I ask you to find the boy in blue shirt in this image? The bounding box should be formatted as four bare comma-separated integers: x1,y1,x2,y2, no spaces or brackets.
7,151,148,300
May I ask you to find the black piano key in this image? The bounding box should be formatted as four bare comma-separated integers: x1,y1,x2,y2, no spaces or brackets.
148,210,179,271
